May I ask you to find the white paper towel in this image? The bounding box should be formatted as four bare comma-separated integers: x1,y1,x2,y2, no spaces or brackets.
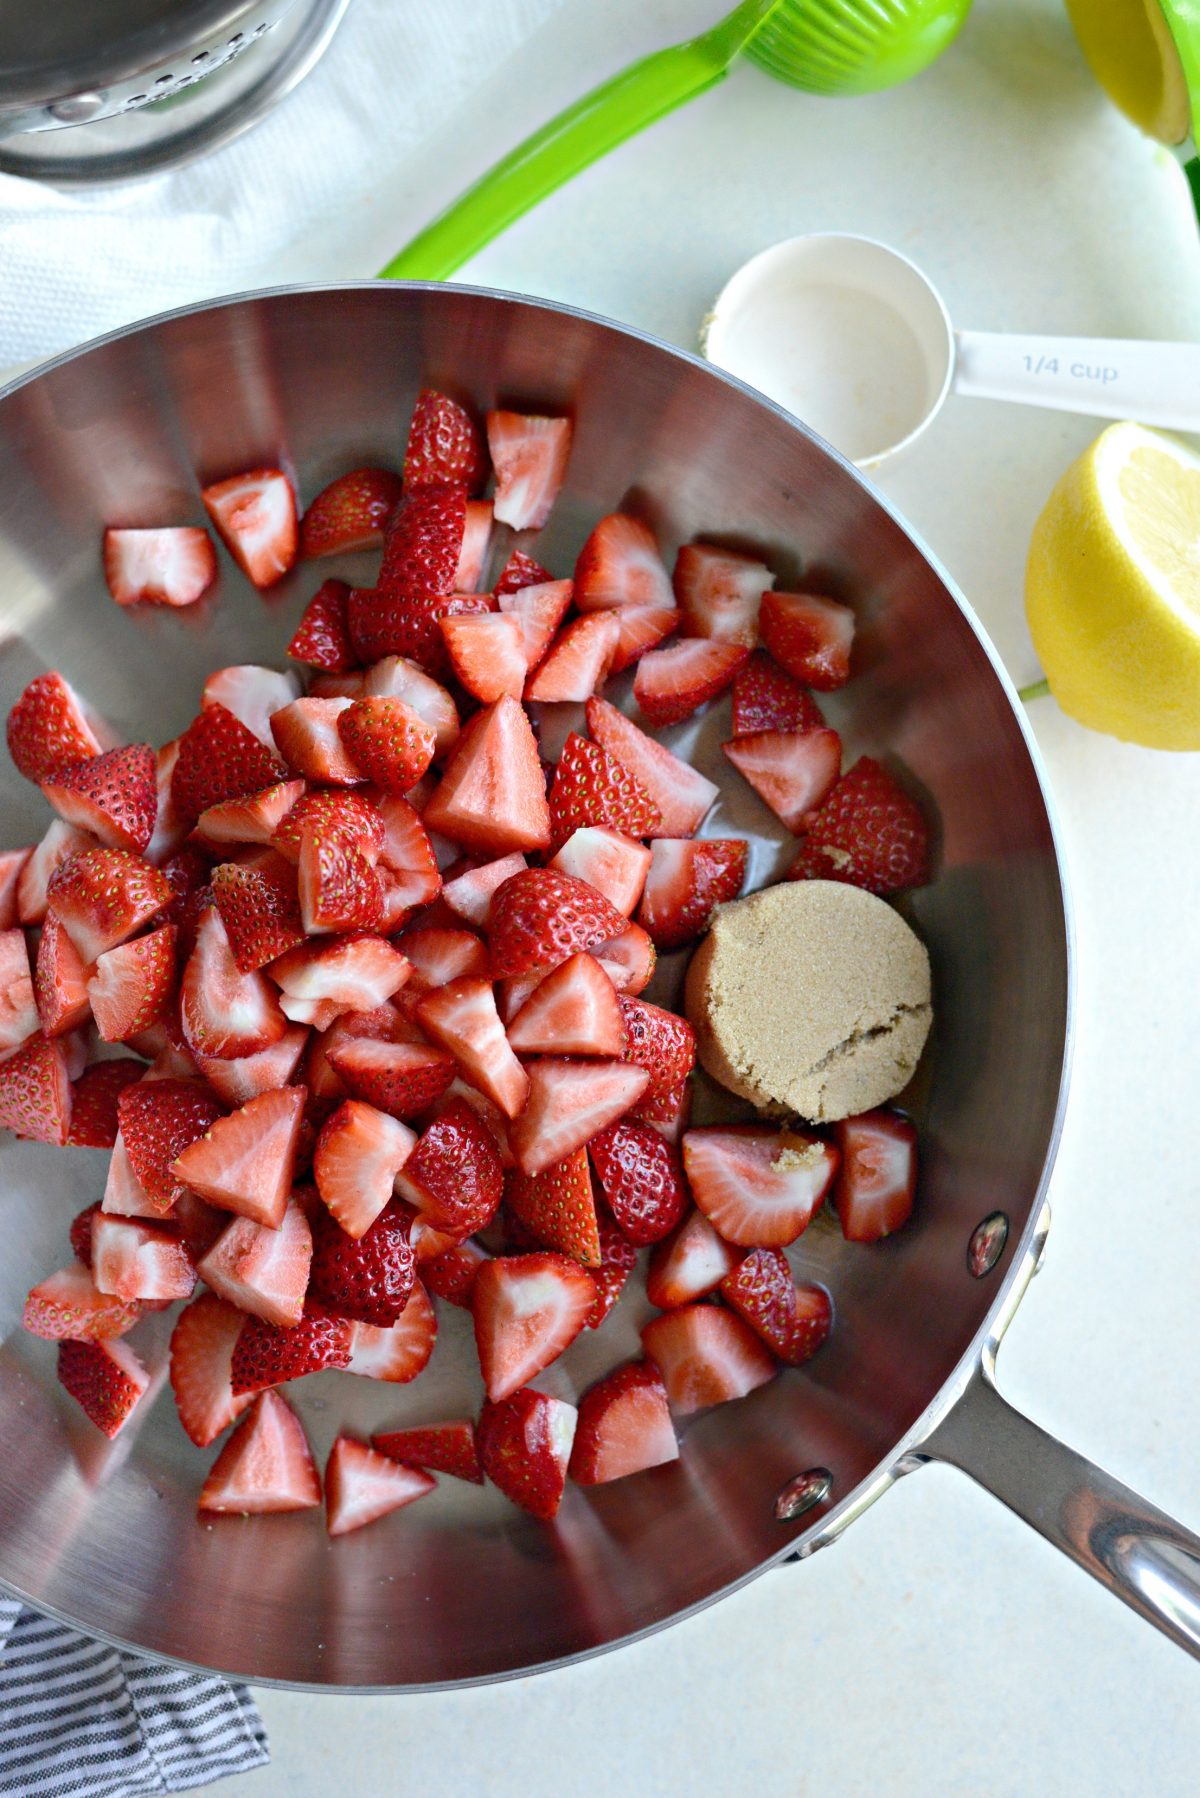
0,0,572,366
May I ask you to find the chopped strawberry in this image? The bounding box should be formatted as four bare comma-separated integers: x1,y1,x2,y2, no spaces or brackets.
441,853,527,929
569,1360,678,1485
199,1390,321,1514
348,586,492,678
180,906,287,1059
47,848,171,964
57,1336,149,1438
731,650,826,736
477,1388,577,1518
585,1211,638,1327
287,579,357,671
67,1058,143,1147
591,923,656,995
549,828,651,921
17,822,95,926
102,1127,160,1219
41,744,157,854
343,1279,437,1381
373,794,442,923
197,1199,313,1327
361,656,461,760
793,757,931,895
506,953,625,1059
172,1086,305,1227
645,1207,741,1308
398,1099,504,1235
337,696,437,792
494,549,553,595
203,666,301,748
586,697,717,838
608,605,682,674
421,1239,488,1307
472,1250,594,1402
24,1259,143,1341
759,590,855,690
7,671,114,783
833,1108,917,1241
486,411,572,530
523,613,618,704
454,500,495,591
270,932,409,1010
91,1213,196,1302
118,1076,223,1211
377,482,468,603
617,996,695,1123
405,389,488,493
31,919,86,1040
722,727,841,833
423,695,551,858
230,1305,354,1395
489,868,626,980
683,1125,837,1247
0,847,31,928
574,514,672,611
270,696,361,785
169,1292,254,1446
721,1251,832,1364
415,976,529,1118
588,1118,686,1245
171,703,285,828
547,733,660,850
636,837,747,952
506,1147,602,1266
633,639,748,726
672,542,773,645
103,525,217,609
496,579,573,667
297,834,383,935
211,858,305,974
641,1304,776,1413
271,788,384,866
374,1420,481,1483
0,1033,74,1144
511,1057,649,1177
194,1025,310,1108
88,923,177,1042
148,844,214,956
145,740,187,864
399,925,488,995
325,1435,434,1537
202,468,298,589
300,467,403,557
441,613,528,703
312,1098,415,1239
308,1200,416,1325
327,1037,455,1119
197,779,305,849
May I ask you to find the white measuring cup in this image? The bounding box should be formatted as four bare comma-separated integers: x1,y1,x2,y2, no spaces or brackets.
702,232,1200,469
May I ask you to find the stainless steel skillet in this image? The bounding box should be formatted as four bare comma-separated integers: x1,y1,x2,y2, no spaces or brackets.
0,282,1197,1688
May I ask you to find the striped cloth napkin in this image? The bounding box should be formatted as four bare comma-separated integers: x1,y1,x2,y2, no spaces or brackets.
0,1598,268,1797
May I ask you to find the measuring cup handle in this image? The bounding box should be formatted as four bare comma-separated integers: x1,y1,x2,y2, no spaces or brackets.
954,330,1200,430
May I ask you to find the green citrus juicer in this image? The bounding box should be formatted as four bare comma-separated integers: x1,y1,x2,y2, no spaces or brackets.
1065,0,1200,223
380,0,974,283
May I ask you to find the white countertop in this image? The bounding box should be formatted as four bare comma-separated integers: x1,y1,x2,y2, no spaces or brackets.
20,0,1200,1790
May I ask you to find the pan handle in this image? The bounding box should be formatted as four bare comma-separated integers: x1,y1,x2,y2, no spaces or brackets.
921,1360,1200,1660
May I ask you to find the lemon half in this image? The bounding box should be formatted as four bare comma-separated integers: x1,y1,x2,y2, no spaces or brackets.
1025,422,1200,749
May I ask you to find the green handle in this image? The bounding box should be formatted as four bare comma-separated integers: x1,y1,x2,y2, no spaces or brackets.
379,0,783,283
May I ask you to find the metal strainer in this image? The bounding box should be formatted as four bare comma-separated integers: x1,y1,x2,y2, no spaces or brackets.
0,0,350,186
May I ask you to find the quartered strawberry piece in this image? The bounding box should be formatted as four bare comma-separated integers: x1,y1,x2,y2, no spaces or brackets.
337,696,437,792
441,612,528,703
454,500,495,591
496,578,573,668
645,1208,741,1308
171,703,286,828
421,1239,489,1306
575,514,672,611
488,867,627,980
17,822,96,926
7,671,114,783
146,740,187,864
398,925,488,995
374,793,442,923
398,1099,504,1236
180,906,288,1059
67,1058,143,1147
203,666,301,748
569,1360,679,1485
722,727,842,833
406,389,489,494
588,1118,686,1245
173,1086,305,1228
609,605,682,675
792,757,931,896
287,579,357,671
313,1099,416,1239
720,1251,832,1364
348,586,491,678
505,1146,602,1266
585,696,717,839
199,1390,321,1514
361,655,461,760
472,1251,594,1402
374,1420,482,1484
169,1292,255,1446
494,549,553,595
47,848,171,963
202,468,298,589
506,953,625,1059
549,828,651,920
833,1107,918,1241
477,1388,577,1519
102,1128,160,1219
379,481,469,596
0,1033,74,1143
24,1260,144,1340
673,542,774,645
633,639,748,727
103,526,217,609
584,1211,638,1327
230,1305,354,1396
0,847,31,928
211,858,305,974
271,788,384,866
441,853,527,929
731,650,827,736
41,744,157,853
57,1337,150,1439
297,834,383,935
343,1279,436,1381
636,837,747,952
327,1038,456,1119
88,923,177,1042
0,927,41,1048
683,1125,837,1247
617,995,695,1123
591,922,656,996
197,1199,313,1327
270,696,361,785
759,590,855,690
308,1200,416,1325
416,976,530,1118
486,411,572,530
524,613,619,703
325,1435,434,1537
194,1024,309,1109
423,695,551,858
118,1076,224,1211
270,932,410,1011
547,733,660,851
511,1057,649,1177
196,779,305,849
642,1304,777,1414
91,1213,196,1303
301,468,403,557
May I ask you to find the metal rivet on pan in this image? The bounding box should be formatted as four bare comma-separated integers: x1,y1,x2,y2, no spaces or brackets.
48,92,106,123
968,1211,1009,1278
775,1468,833,1522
